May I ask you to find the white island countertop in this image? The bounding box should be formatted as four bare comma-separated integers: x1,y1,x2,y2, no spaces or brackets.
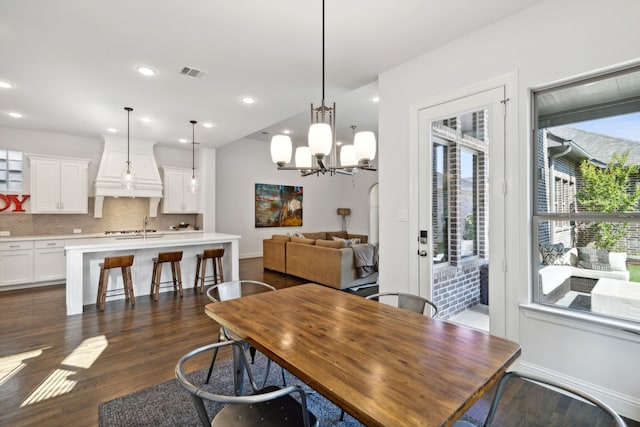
65,232,241,315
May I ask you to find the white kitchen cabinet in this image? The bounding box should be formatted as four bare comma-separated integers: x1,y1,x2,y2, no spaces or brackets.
0,241,34,286
34,240,66,282
27,154,90,214
161,167,200,213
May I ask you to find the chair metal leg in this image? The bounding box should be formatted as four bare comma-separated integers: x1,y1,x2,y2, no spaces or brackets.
190,394,211,427
205,345,220,384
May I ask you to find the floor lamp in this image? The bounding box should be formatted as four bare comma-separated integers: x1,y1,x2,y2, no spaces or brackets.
337,208,351,231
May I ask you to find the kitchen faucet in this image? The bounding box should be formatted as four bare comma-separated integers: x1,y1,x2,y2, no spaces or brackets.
143,215,148,240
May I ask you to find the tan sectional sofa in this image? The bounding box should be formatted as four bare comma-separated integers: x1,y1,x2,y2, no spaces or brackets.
262,231,377,290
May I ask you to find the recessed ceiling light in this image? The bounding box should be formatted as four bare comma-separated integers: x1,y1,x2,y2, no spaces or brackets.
179,138,188,143
140,117,152,123
241,96,256,104
203,122,214,128
8,112,22,118
283,129,291,134
371,96,380,103
107,128,117,133
137,66,156,76
0,81,12,89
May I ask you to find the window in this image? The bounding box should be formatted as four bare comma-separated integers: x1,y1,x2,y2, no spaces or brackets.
533,65,640,323
0,150,23,192
432,110,487,266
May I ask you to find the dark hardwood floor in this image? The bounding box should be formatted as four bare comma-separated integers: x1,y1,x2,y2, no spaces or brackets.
0,257,636,426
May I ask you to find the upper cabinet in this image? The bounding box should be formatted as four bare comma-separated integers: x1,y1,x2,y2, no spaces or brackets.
27,154,90,214
161,166,200,214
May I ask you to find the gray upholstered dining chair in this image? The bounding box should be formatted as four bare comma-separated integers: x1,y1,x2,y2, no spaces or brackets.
176,340,318,427
453,371,627,427
366,291,439,317
205,280,285,386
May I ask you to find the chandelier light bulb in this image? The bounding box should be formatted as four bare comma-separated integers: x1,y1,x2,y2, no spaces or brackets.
354,131,377,162
340,145,357,167
270,135,293,166
295,146,313,169
308,123,332,157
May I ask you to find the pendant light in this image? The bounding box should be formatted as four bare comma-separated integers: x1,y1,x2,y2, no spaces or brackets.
120,107,137,190
189,120,199,194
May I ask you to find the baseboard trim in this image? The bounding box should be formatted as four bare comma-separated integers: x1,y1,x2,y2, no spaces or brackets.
515,360,640,422
240,251,262,260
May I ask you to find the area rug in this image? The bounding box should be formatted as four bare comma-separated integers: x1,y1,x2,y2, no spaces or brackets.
99,350,483,426
568,294,591,312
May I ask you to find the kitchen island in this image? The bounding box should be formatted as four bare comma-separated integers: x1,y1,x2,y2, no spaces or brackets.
65,232,241,315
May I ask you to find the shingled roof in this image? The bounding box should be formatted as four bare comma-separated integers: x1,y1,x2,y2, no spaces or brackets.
549,127,640,165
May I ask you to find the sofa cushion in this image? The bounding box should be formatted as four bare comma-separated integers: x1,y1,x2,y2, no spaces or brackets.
271,234,291,242
327,230,349,239
301,232,326,240
577,247,611,271
609,252,627,272
316,239,346,249
291,236,316,245
332,236,361,246
540,243,566,265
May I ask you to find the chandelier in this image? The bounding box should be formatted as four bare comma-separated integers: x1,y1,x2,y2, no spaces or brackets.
270,0,376,176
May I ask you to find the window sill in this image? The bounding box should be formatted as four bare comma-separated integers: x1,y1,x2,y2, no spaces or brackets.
520,303,640,341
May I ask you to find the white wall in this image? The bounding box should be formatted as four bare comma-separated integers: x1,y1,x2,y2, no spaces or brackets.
378,0,640,419
216,137,377,258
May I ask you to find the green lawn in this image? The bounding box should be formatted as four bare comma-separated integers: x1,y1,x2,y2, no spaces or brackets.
627,264,640,282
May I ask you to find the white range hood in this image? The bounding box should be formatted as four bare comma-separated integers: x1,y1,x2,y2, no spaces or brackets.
93,135,163,218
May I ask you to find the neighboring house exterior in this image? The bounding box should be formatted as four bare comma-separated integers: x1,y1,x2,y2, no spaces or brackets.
538,127,640,257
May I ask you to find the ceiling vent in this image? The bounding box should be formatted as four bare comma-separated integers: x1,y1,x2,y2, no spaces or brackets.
180,66,209,79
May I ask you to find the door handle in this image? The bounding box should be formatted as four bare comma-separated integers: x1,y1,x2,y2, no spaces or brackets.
417,250,428,257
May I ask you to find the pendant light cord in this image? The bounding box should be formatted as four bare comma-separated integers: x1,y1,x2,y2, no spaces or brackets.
322,0,325,102
124,106,133,172
190,120,197,178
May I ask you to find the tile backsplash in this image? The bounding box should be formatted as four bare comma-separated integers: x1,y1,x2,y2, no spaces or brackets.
1,198,200,236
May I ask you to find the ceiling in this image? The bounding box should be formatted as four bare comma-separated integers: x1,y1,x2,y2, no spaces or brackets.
0,0,542,150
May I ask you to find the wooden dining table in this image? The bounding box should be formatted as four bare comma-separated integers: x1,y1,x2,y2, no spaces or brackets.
204,283,521,427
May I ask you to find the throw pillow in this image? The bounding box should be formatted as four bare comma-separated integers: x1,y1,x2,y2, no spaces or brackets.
576,247,611,271
302,232,327,240
293,231,305,238
316,239,346,249
327,230,348,239
291,236,316,245
539,243,565,265
332,236,361,246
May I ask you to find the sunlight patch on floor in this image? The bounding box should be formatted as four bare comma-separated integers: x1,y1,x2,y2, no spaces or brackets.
18,335,108,407
0,348,49,387
20,368,77,407
62,335,108,369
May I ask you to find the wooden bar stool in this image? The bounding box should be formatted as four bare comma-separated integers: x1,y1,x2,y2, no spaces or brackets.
96,255,135,311
194,248,224,294
150,251,184,301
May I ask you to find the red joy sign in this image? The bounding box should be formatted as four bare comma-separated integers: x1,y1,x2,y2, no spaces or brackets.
0,194,30,212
